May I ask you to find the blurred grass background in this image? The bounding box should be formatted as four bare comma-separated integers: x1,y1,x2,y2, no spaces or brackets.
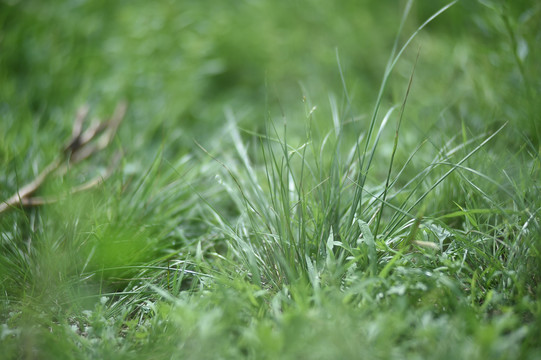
2,0,538,154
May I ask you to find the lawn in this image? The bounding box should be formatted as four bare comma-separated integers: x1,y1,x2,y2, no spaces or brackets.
1,0,540,359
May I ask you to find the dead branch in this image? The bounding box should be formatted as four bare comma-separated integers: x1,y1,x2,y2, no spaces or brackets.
0,102,127,214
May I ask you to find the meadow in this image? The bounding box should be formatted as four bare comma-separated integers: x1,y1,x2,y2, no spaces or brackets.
1,0,540,358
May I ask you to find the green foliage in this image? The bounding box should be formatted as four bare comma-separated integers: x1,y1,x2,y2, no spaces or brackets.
1,0,540,358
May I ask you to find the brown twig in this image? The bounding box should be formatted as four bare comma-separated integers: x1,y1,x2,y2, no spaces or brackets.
0,102,127,214
64,104,90,153
0,158,62,213
12,151,122,208
67,102,127,165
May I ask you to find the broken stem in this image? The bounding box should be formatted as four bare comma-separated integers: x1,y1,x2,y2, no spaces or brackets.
0,102,126,215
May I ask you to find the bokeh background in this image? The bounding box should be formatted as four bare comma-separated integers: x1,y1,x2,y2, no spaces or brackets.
2,0,538,157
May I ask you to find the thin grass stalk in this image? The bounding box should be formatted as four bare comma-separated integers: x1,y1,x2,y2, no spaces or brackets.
374,49,420,237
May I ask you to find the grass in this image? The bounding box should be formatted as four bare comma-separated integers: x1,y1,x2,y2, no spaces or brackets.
1,0,540,359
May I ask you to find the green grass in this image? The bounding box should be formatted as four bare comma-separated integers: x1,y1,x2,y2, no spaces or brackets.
1,0,540,359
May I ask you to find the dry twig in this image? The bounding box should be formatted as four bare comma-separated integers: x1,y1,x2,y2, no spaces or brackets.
0,102,127,214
